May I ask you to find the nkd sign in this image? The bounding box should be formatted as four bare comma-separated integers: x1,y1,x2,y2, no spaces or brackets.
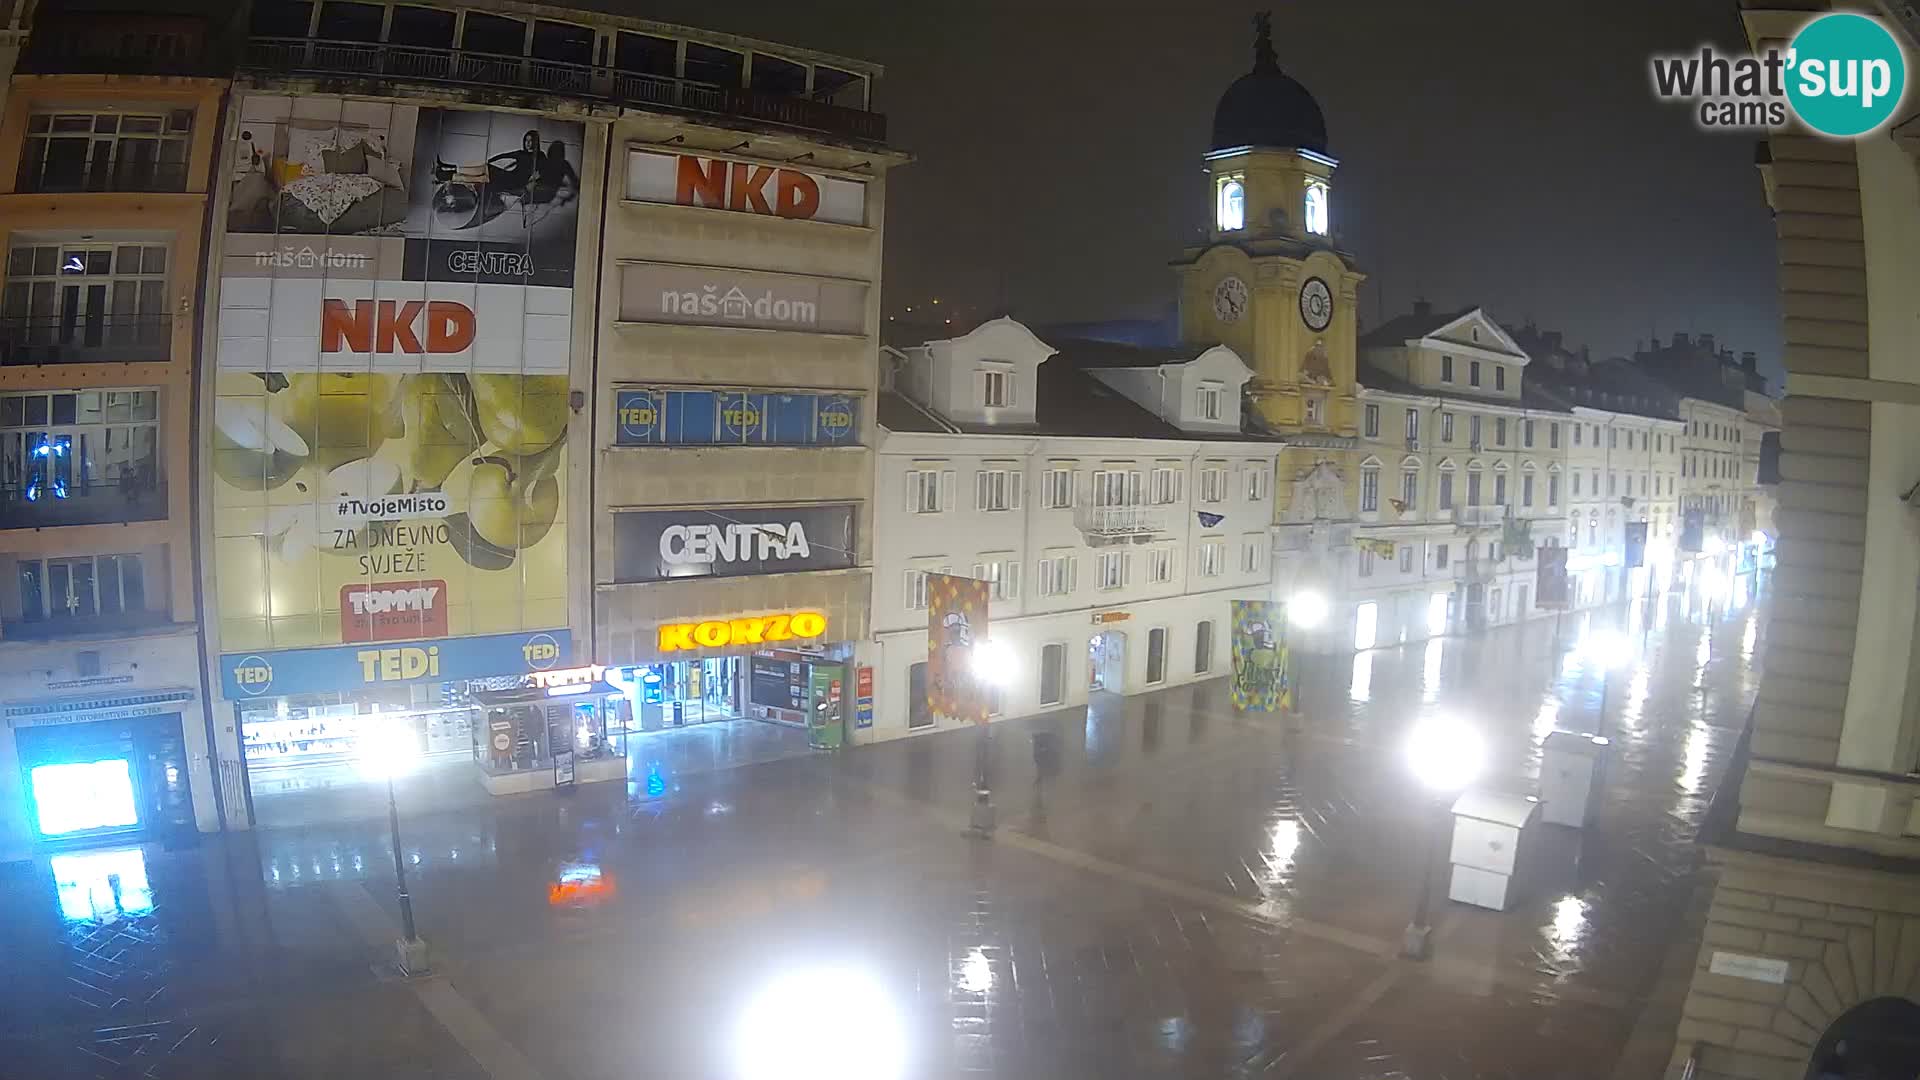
619,262,868,336
626,150,867,226
611,503,857,583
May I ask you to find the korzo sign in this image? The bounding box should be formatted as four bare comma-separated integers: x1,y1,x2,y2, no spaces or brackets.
612,504,857,583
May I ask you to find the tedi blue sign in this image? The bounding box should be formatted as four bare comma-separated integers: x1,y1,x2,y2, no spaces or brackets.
220,629,570,699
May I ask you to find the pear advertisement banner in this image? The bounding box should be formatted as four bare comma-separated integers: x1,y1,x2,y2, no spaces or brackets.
212,94,580,658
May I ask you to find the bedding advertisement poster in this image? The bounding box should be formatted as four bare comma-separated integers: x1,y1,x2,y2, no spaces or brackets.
212,94,581,656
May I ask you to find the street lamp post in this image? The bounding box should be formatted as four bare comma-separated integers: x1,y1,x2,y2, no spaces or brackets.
1287,590,1328,716
968,639,1016,838
1400,715,1484,960
1584,629,1632,743
386,774,430,974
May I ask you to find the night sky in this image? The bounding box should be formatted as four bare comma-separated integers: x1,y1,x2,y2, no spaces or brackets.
630,0,1785,385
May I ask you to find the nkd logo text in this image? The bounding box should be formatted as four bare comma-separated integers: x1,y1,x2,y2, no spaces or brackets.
1649,13,1907,136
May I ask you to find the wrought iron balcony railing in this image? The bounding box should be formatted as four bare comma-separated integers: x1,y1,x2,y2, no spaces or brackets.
0,315,173,366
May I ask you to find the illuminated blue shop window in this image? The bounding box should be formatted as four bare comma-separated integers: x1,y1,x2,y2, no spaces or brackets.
31,759,137,837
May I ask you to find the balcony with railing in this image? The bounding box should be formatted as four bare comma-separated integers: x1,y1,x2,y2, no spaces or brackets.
241,37,888,144
0,315,173,366
1075,505,1171,542
16,153,189,195
0,478,168,531
15,13,223,77
1452,504,1505,528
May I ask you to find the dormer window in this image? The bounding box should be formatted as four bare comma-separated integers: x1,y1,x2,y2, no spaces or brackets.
1196,381,1224,421
1303,180,1329,236
981,365,1012,408
1217,178,1245,231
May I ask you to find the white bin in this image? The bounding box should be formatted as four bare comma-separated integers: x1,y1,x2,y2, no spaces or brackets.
1448,789,1540,911
1539,730,1609,828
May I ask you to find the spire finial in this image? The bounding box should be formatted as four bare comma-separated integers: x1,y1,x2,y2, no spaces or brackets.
1252,10,1277,70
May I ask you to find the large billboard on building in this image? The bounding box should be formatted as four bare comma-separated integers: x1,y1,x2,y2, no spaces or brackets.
618,262,868,335
610,504,858,584
625,150,868,226
1230,600,1291,712
926,573,989,725
211,95,581,659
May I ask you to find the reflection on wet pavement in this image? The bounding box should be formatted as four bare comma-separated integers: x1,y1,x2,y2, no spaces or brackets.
0,580,1766,1079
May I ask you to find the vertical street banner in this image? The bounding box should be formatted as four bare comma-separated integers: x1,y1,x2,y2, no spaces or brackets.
1536,545,1570,608
926,573,990,726
212,95,582,656
1230,599,1291,713
1623,522,1649,569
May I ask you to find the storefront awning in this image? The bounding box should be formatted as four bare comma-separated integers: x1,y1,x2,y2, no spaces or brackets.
5,688,197,729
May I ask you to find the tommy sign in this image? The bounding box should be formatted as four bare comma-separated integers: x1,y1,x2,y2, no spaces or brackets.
619,262,868,335
626,150,868,226
612,504,857,583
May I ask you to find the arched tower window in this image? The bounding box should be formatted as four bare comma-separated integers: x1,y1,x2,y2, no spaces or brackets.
1217,178,1245,231
1304,180,1329,235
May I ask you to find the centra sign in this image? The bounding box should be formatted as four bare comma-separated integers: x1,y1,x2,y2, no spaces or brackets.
658,611,827,652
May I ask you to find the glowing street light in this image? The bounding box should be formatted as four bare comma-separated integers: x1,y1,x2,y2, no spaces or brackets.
1289,590,1329,629
1401,714,1483,960
1703,534,1727,558
967,639,1015,838
735,966,907,1080
1583,628,1634,739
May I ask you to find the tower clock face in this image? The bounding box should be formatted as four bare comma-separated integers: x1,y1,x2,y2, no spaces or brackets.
1212,275,1249,324
1299,277,1334,331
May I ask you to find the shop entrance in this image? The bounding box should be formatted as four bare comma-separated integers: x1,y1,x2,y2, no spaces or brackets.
628,657,743,730
1089,631,1126,692
16,713,193,845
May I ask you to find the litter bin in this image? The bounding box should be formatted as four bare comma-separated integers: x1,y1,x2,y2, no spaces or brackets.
1448,789,1540,911
1539,730,1608,828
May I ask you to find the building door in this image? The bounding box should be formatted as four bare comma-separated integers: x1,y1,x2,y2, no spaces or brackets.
1146,628,1167,685
1353,602,1378,650
1804,997,1920,1079
1090,632,1126,692
1039,643,1065,707
1194,620,1214,674
908,662,932,729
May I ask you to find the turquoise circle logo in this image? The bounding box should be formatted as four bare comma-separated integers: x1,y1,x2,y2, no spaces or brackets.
1786,13,1907,137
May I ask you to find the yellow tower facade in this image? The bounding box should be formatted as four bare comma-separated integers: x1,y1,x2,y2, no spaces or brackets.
1172,14,1366,533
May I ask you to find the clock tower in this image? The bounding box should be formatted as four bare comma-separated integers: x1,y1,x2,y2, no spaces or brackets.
1172,11,1365,439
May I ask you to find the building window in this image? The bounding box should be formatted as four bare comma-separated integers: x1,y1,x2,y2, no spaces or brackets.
1469,360,1482,388
904,566,949,611
973,555,1022,600
1146,546,1175,584
1442,413,1455,443
1495,417,1507,446
1522,474,1534,507
1304,393,1326,426
1098,550,1126,590
1405,409,1420,446
1495,366,1507,391
1303,180,1330,235
907,468,949,513
1523,419,1534,448
1196,381,1224,421
1434,543,1450,569
1217,177,1245,231
1550,423,1560,449
1197,540,1225,577
1358,548,1374,577
1399,546,1414,573
981,367,1012,408
4,242,171,361
1607,472,1616,496
1245,466,1269,502
1400,468,1418,510
1194,621,1214,674
1360,465,1379,512
1199,465,1228,504
1573,424,1583,447
1609,428,1617,449
1438,471,1455,510
1549,474,1560,506
1040,466,1075,509
1364,404,1380,438
1573,472,1582,496
1092,469,1140,507
17,552,146,626
1,389,163,529
1037,552,1076,596
1241,534,1264,573
1494,472,1507,505
1149,466,1183,505
975,466,1022,511
1469,415,1483,448
1441,355,1454,383
20,110,193,193
1467,470,1483,506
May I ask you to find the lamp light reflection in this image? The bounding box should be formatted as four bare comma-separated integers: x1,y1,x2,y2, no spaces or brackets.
735,967,906,1080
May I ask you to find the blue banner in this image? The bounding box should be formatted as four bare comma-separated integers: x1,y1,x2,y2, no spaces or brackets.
612,388,859,446
220,629,571,699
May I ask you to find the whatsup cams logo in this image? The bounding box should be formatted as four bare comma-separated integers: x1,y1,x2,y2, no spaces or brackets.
1651,12,1908,137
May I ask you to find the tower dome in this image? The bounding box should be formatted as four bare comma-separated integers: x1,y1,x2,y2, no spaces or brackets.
1210,12,1328,154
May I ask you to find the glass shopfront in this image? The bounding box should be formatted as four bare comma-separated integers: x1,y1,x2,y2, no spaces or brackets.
621,657,744,730
15,710,194,844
